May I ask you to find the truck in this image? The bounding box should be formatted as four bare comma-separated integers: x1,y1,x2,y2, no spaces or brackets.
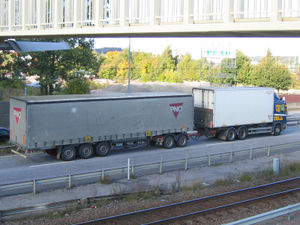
9,92,194,160
193,87,287,141
9,87,287,161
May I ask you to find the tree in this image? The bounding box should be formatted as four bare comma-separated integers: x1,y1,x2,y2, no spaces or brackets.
29,38,98,95
155,46,177,81
236,50,253,85
98,51,121,79
177,53,196,81
252,50,292,91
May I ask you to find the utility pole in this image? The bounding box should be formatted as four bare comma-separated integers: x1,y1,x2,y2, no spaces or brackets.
128,37,131,93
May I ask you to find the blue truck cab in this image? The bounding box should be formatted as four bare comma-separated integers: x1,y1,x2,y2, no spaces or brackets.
273,93,287,135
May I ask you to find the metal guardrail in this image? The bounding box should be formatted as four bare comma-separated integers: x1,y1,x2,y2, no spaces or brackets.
1,141,300,198
225,202,300,225
0,145,13,150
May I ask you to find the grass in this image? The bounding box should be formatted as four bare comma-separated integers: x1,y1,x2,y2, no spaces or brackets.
0,141,13,156
99,175,111,184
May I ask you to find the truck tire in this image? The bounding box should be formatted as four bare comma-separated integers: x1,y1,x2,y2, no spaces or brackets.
226,128,236,141
176,134,188,147
95,142,110,157
163,135,175,149
61,145,77,161
273,124,281,136
237,126,248,140
78,144,94,159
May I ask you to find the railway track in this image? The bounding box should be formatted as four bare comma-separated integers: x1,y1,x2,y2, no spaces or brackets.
75,177,300,225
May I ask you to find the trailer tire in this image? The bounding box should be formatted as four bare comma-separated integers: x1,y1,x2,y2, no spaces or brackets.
226,128,236,141
273,124,281,136
163,135,175,149
61,145,77,161
95,142,110,157
176,134,188,147
78,144,94,159
237,126,248,140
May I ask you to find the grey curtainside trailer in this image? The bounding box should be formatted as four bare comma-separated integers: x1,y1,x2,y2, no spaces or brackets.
10,92,194,160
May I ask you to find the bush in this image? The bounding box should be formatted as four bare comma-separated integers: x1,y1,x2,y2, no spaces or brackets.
63,78,90,94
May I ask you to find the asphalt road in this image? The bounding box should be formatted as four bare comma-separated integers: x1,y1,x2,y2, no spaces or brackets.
1,124,300,186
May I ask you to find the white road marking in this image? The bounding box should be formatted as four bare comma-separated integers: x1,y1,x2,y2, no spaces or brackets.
29,161,71,168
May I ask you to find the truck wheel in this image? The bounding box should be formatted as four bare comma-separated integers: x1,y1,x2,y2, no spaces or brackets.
163,135,175,149
95,142,110,157
273,124,281,136
237,126,248,140
226,128,236,141
61,145,77,161
176,134,188,147
78,144,94,159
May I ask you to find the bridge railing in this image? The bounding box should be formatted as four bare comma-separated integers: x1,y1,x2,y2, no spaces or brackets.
1,140,300,198
1,0,300,33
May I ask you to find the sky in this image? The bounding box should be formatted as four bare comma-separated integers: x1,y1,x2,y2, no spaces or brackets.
94,37,300,59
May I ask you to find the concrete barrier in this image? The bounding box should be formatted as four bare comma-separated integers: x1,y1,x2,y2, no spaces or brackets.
0,101,9,128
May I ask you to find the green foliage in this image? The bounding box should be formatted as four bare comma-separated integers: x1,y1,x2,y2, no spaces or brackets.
236,50,253,85
28,38,99,95
63,78,90,94
280,162,300,177
0,78,24,89
251,50,292,91
239,173,252,182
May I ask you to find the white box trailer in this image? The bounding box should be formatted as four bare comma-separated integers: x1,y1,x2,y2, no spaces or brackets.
10,92,193,160
193,87,287,141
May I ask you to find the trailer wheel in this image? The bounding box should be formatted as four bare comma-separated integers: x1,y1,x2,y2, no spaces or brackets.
176,134,188,147
95,142,111,157
237,126,248,140
61,145,77,161
273,124,281,136
226,128,236,141
163,135,175,149
78,144,94,159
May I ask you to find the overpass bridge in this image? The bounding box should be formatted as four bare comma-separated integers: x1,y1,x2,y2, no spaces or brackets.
0,0,300,39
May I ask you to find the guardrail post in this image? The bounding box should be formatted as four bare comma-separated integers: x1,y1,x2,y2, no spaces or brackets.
33,180,36,195
127,158,130,180
68,175,72,189
159,161,163,174
131,165,135,177
101,170,105,181
184,158,188,170
230,152,233,163
208,155,211,166
250,149,253,160
267,146,271,157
